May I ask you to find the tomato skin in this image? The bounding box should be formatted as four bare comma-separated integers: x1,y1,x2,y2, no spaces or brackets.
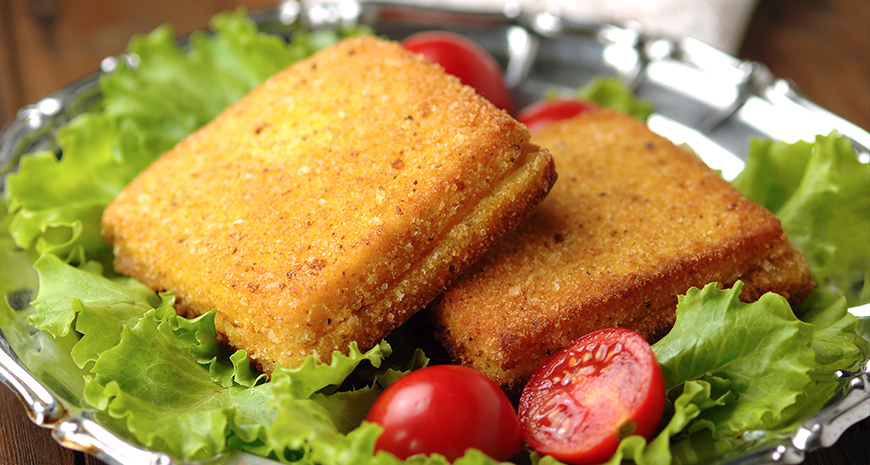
366,364,522,461
515,99,599,132
518,328,665,465
402,31,513,113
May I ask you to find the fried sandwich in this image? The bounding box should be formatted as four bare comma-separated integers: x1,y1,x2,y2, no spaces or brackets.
101,36,556,374
428,110,814,397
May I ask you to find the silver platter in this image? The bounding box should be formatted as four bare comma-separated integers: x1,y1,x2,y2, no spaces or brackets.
1,1,869,465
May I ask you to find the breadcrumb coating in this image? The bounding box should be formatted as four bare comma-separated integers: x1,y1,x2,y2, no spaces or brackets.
428,110,814,397
101,36,556,373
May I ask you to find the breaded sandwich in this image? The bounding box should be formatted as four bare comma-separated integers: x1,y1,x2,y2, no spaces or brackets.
428,109,814,397
101,36,556,374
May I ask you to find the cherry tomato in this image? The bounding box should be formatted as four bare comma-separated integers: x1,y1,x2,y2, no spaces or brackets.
518,328,665,465
402,31,514,113
515,99,599,132
365,364,521,461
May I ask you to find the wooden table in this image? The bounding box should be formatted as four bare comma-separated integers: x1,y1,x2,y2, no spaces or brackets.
1,0,869,464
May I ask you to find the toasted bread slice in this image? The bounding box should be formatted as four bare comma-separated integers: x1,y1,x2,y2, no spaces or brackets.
427,110,814,397
101,36,556,373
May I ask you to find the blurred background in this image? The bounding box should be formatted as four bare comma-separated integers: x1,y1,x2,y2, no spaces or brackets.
0,0,868,130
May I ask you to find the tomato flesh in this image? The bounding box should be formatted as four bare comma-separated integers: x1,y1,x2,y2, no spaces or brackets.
515,98,599,132
365,364,522,462
518,328,665,465
402,31,514,113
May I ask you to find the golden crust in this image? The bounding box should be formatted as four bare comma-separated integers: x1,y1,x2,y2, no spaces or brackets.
101,36,555,373
427,110,814,397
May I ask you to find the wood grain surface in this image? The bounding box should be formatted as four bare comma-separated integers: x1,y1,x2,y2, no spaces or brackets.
0,0,277,125
1,1,869,465
739,0,869,131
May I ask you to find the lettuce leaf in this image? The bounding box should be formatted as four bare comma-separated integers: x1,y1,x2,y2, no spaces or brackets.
0,203,90,404
82,308,272,460
732,133,870,307
652,281,865,463
82,314,400,462
653,283,817,439
4,115,127,263
264,343,388,460
0,202,40,328
575,76,654,121
28,254,166,350
262,336,434,463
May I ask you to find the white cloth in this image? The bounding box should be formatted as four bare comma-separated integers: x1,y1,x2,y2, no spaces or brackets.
376,0,759,54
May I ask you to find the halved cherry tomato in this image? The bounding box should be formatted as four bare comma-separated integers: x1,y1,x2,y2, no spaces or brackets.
402,31,514,113
518,328,665,465
515,99,599,132
365,364,521,461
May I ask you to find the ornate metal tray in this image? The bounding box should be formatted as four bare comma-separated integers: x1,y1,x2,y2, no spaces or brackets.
1,1,868,464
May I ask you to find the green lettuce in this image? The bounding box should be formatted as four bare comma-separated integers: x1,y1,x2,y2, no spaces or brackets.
655,283,817,438
657,283,866,460
732,134,870,307
0,203,89,405
83,308,270,460
4,115,125,263
575,76,654,121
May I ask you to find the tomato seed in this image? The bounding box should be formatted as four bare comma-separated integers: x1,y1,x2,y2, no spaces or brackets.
595,343,608,361
539,402,577,439
612,342,623,355
558,417,572,436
